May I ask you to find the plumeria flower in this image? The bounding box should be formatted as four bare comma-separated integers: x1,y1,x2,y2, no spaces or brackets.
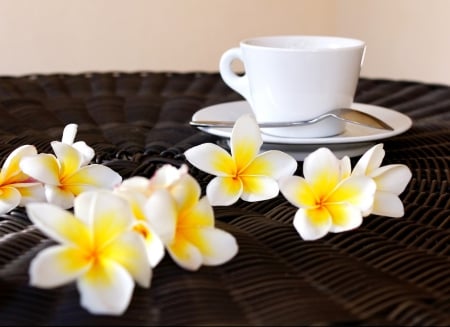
19,124,122,209
0,145,45,214
144,172,238,271
26,190,151,315
351,143,412,217
184,114,298,206
113,164,198,267
279,147,376,241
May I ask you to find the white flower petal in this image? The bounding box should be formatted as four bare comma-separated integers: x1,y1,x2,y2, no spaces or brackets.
16,183,46,205
26,202,89,246
169,174,201,211
118,176,150,194
78,260,135,315
372,164,412,194
168,238,203,271
185,196,215,226
0,144,37,182
113,188,148,220
340,155,352,179
279,175,316,209
352,143,385,176
149,164,188,189
145,189,177,244
72,141,95,166
188,228,238,266
240,176,279,202
303,147,341,192
45,184,75,209
327,203,364,233
372,191,405,217
141,224,165,268
184,143,235,176
61,123,78,145
20,153,60,185
230,114,262,169
29,245,89,288
64,164,123,194
293,208,332,241
329,176,376,213
51,141,83,176
73,189,97,223
206,176,242,206
245,150,297,179
0,187,21,214
104,231,152,287
167,197,212,236
74,191,133,242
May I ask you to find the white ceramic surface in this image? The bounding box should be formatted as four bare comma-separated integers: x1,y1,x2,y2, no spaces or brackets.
191,101,413,160
219,35,366,138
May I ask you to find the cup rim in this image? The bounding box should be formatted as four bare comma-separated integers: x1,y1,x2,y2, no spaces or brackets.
240,35,365,52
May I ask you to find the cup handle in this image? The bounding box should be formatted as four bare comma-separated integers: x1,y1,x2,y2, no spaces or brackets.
219,47,251,101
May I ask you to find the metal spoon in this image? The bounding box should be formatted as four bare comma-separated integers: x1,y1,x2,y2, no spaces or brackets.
190,108,394,131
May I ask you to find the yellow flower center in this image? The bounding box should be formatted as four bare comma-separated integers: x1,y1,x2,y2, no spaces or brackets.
84,247,102,264
314,194,327,209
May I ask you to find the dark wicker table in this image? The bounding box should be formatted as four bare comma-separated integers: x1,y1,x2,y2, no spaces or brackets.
0,72,448,326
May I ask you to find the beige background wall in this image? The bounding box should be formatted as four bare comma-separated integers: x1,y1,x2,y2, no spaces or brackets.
0,0,449,85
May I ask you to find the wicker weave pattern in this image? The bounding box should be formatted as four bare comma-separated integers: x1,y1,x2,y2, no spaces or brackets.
0,73,448,326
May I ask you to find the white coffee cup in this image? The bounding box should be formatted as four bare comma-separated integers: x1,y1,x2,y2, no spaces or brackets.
219,35,366,138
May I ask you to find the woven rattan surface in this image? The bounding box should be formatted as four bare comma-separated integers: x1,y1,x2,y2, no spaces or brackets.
0,72,448,326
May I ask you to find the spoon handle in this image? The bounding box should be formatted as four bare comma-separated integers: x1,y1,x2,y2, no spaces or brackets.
190,108,394,131
190,119,314,128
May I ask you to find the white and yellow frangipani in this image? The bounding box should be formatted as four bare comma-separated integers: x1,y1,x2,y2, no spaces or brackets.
279,147,376,241
351,143,412,217
19,124,122,209
0,144,45,214
113,164,200,267
143,172,238,271
184,114,298,206
26,190,151,315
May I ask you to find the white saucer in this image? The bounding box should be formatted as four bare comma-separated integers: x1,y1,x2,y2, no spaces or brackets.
192,101,412,160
